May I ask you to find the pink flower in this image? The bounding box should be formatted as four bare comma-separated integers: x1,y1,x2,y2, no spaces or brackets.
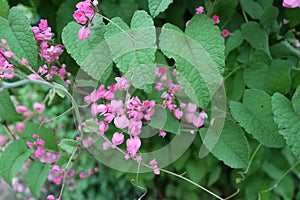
88,169,93,176
112,132,124,146
83,137,94,147
173,109,183,120
98,121,108,136
47,195,55,200
128,119,142,136
126,136,141,156
33,102,44,113
192,116,204,127
154,168,160,175
78,26,91,40
0,135,6,145
115,76,130,90
135,156,142,163
102,141,111,150
283,19,289,24
37,138,45,146
185,112,195,123
212,15,220,24
39,19,48,31
159,130,166,138
16,105,28,113
84,89,101,104
114,115,129,129
155,82,164,91
21,58,28,66
52,165,60,172
195,6,204,14
34,146,44,158
222,29,231,37
28,74,41,80
282,0,300,8
73,10,88,24
186,103,197,113
79,172,85,179
94,167,99,172
104,113,115,123
149,159,158,166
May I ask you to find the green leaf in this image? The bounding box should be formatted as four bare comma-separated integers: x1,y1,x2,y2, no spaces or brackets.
0,7,38,67
18,122,57,151
27,160,51,197
0,139,33,186
199,118,249,169
0,89,22,123
104,10,156,76
292,85,300,115
259,6,279,33
270,41,300,60
244,59,292,95
272,93,300,158
102,0,138,24
149,105,167,130
240,0,264,19
125,64,156,89
0,0,9,18
162,109,180,134
225,30,243,55
56,0,78,37
241,22,269,54
159,14,224,107
58,139,79,154
225,68,245,101
148,0,173,18
230,89,286,148
62,14,113,83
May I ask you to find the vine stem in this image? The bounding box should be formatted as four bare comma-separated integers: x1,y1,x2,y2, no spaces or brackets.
258,160,300,197
207,0,216,17
159,168,225,200
58,146,79,199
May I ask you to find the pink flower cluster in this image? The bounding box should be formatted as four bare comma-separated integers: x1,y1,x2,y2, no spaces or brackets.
26,134,46,158
282,0,300,8
84,76,156,158
32,20,64,63
73,0,99,40
155,68,207,128
0,39,15,80
31,20,71,85
186,6,230,38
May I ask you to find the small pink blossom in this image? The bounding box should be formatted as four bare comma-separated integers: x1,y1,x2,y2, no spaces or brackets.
33,102,44,113
186,103,197,113
283,19,289,24
79,172,85,179
212,15,220,24
16,105,28,114
135,156,142,163
155,82,164,91
52,165,60,172
195,6,204,14
0,135,6,145
114,115,129,129
282,0,300,8
173,108,183,120
115,76,130,90
28,74,41,80
16,122,25,133
88,169,93,176
37,138,45,146
98,121,108,136
154,168,160,175
83,137,94,147
27,141,34,148
47,195,55,200
102,141,111,150
159,130,166,138
93,0,98,6
39,19,48,31
222,29,231,37
94,167,99,172
21,58,28,66
126,136,141,157
150,159,158,166
78,26,91,40
192,116,204,127
112,132,124,146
